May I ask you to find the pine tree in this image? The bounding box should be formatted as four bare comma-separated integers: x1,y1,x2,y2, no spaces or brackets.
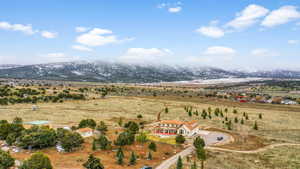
234,117,238,123
259,113,262,119
233,109,238,114
92,139,97,150
240,118,244,125
147,151,152,160
190,161,197,169
116,147,124,159
148,142,157,152
165,107,169,114
176,156,183,169
245,114,249,120
196,147,206,169
117,152,123,165
129,151,136,165
82,155,104,169
253,121,258,130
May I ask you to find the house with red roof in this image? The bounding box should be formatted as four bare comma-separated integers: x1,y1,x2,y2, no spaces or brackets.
152,120,199,137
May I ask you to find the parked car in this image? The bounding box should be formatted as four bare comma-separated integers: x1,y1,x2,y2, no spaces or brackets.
217,136,223,141
141,166,152,169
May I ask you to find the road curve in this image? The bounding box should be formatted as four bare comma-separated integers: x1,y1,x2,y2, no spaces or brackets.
155,143,300,169
155,146,194,169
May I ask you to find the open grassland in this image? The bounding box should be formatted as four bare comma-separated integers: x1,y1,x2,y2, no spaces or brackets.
1,95,300,168
172,146,300,169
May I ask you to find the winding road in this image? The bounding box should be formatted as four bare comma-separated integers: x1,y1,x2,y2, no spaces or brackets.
155,131,300,169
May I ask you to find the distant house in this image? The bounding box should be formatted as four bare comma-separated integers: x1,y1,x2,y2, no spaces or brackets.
272,97,283,104
152,120,199,137
76,128,94,138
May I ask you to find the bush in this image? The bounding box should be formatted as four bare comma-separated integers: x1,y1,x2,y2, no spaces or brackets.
79,119,97,129
20,152,52,169
0,150,15,169
175,135,186,144
148,142,157,152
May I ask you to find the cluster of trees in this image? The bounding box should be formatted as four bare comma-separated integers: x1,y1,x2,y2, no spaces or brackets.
0,150,53,169
0,85,85,105
187,106,261,131
0,118,84,152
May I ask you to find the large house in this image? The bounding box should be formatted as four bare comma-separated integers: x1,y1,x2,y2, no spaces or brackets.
152,120,199,137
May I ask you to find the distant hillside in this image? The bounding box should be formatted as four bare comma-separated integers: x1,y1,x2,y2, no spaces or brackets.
0,61,299,83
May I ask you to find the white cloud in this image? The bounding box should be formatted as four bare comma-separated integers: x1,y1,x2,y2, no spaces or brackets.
196,26,225,38
203,46,236,56
251,49,279,57
226,4,269,29
76,28,132,47
262,6,300,27
0,21,35,34
168,7,182,13
119,48,172,63
72,45,93,52
41,53,79,63
0,21,58,39
288,40,299,45
158,2,182,13
41,31,57,39
75,26,89,33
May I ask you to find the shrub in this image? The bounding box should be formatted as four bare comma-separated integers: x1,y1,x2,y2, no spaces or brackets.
175,135,186,144
79,119,97,129
20,152,52,169
148,142,157,152
0,150,15,169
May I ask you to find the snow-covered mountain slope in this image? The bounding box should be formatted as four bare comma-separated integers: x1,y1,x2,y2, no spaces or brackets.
0,61,299,83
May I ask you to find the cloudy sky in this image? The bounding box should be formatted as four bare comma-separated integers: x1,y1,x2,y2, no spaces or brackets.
0,0,300,70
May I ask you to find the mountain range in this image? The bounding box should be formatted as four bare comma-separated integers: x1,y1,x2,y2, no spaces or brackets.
0,61,299,83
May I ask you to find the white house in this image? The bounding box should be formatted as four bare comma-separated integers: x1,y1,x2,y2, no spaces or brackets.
76,127,94,138
152,120,199,137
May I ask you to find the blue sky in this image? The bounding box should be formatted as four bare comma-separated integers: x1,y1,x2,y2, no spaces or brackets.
0,0,299,70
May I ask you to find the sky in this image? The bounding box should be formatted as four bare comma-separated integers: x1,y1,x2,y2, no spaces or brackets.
0,0,300,70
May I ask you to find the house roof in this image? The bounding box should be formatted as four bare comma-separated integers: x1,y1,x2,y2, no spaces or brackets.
160,120,184,125
76,127,93,133
183,120,199,130
159,120,199,130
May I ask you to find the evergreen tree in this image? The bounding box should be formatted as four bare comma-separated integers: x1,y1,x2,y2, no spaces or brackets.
240,118,244,125
117,152,123,165
259,113,262,119
83,155,104,169
118,118,123,127
129,152,136,165
20,152,52,169
233,109,238,114
92,139,97,150
96,121,108,135
165,107,169,114
234,117,238,123
147,151,152,160
148,142,157,152
176,156,183,169
196,147,206,169
245,114,249,120
193,136,205,149
116,147,124,159
190,161,197,169
0,150,15,169
253,121,258,130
